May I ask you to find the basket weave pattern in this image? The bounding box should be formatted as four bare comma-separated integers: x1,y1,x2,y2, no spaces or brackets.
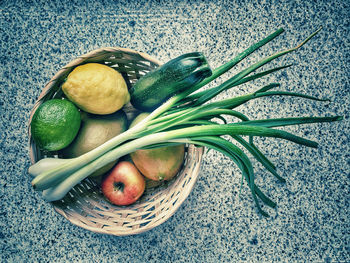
28,48,204,235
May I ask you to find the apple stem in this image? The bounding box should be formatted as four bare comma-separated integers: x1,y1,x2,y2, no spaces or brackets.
113,182,124,192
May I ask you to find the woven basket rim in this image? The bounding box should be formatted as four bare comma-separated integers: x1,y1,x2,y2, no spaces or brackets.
28,47,204,236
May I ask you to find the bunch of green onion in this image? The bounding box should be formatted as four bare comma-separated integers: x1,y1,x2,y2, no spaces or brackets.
29,27,342,217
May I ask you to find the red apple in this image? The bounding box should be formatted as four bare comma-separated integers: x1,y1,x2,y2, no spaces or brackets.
101,161,145,206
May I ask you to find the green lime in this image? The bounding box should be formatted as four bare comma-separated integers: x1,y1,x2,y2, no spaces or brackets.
30,99,81,151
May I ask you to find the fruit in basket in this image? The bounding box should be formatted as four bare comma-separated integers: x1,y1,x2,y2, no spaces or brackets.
129,113,185,181
30,28,343,218
131,145,185,181
61,110,128,177
30,99,81,151
62,63,130,115
101,161,145,206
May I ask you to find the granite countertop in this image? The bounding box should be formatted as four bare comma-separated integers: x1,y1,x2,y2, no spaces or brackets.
1,0,349,262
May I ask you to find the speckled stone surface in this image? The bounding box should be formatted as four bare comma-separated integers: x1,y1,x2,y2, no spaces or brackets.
0,0,349,262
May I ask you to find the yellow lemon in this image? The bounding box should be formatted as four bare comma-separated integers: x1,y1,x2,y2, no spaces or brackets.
62,63,130,115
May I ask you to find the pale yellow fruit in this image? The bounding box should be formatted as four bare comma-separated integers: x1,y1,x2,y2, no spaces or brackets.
62,63,130,115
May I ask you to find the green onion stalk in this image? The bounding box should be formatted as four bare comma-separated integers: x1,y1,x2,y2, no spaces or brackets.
29,27,342,216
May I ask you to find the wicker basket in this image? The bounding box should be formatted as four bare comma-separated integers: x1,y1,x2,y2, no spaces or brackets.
28,47,204,236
